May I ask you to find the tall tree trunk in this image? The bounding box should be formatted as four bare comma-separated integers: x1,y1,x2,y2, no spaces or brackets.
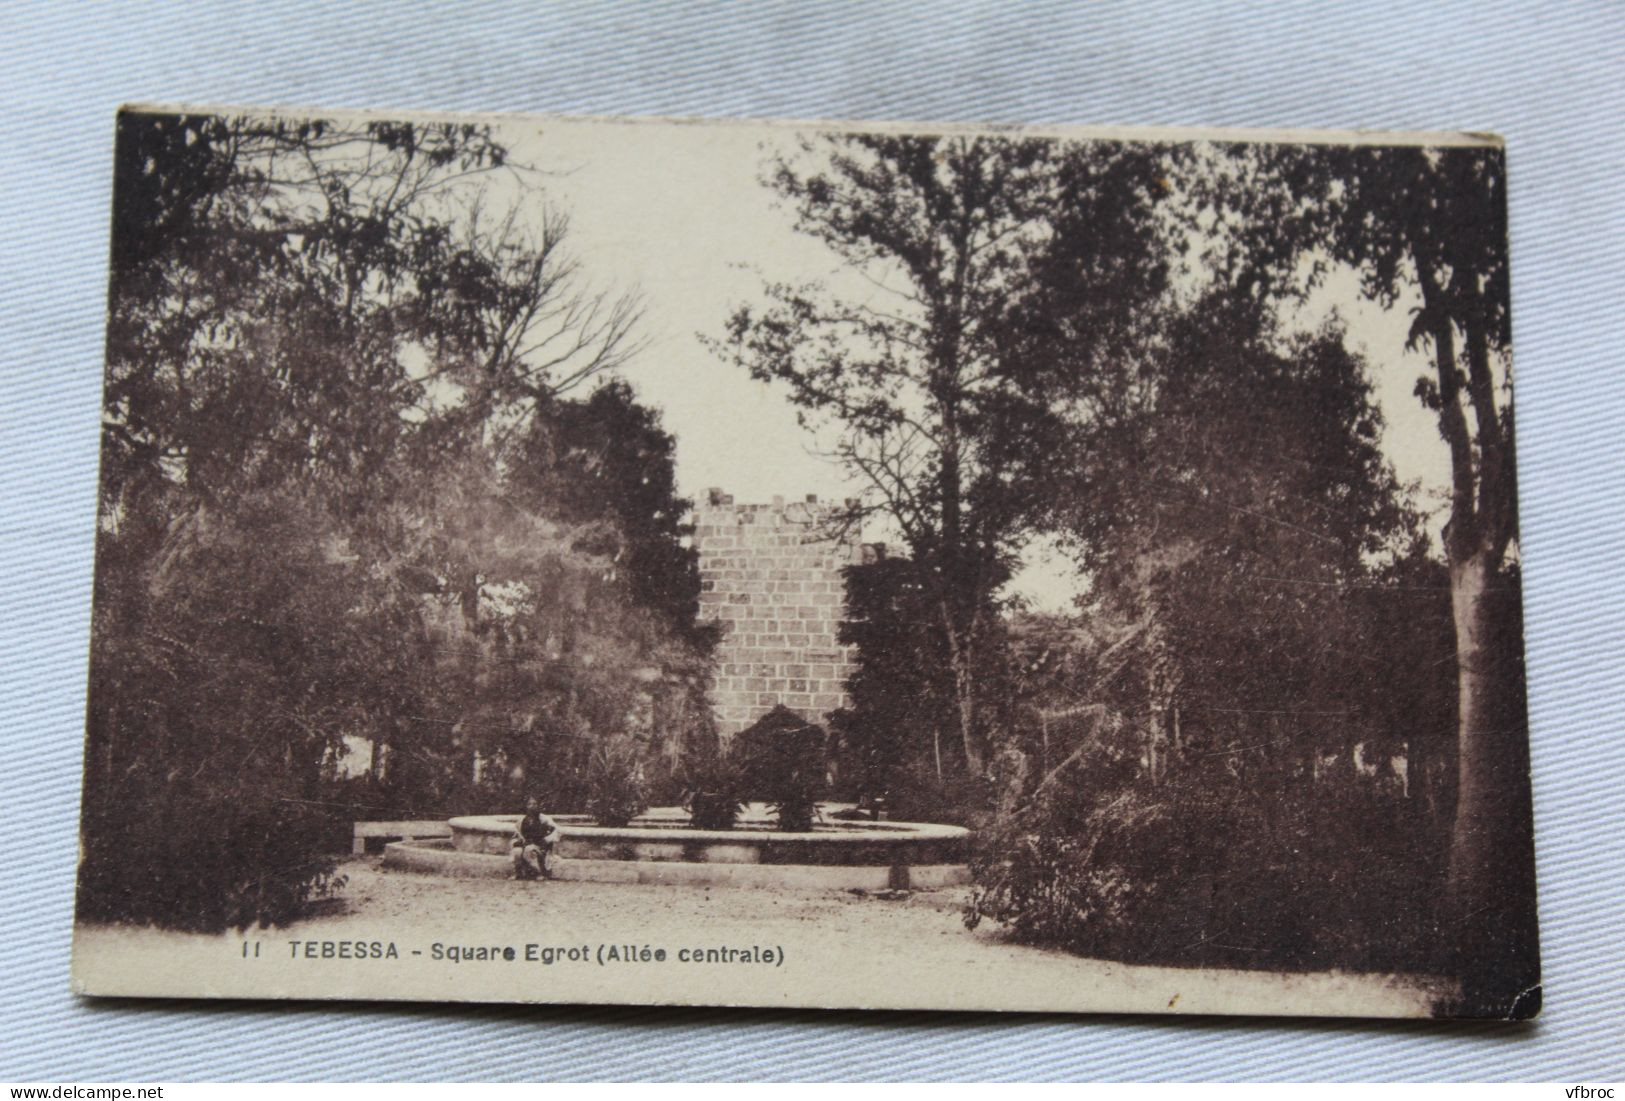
1416,258,1538,1012
942,613,985,776
934,374,985,777
955,661,982,777
1444,544,1539,1014
1446,547,1499,897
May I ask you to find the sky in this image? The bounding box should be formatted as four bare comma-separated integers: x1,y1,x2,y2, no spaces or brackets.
477,115,1457,612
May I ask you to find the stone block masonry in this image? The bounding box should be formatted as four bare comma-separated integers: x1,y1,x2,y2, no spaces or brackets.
695,488,865,737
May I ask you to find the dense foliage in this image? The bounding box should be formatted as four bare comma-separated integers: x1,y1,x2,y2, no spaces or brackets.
80,111,710,930
963,301,1467,974
732,706,830,832
734,134,1532,1009
719,135,1170,779
827,552,1000,826
1191,143,1534,1008
583,736,650,827
681,743,747,831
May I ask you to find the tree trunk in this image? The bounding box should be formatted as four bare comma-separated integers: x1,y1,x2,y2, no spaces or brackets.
1445,545,1539,1013
947,625,985,777
1446,548,1499,896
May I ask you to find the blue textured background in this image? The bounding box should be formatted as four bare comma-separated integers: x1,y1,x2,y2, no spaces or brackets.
3,0,1622,1081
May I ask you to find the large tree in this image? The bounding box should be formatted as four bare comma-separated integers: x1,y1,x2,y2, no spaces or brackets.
103,112,640,509
970,297,1451,976
510,380,711,645
1197,140,1534,1006
1061,293,1420,774
82,110,697,928
720,133,1169,776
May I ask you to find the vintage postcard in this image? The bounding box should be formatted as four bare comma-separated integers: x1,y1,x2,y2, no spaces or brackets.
72,105,1539,1019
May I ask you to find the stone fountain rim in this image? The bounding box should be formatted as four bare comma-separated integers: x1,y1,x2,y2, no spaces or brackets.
447,812,970,845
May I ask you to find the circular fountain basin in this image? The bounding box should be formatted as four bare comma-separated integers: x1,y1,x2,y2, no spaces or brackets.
382,806,971,890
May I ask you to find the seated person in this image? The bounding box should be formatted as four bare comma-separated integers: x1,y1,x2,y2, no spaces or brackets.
511,797,561,880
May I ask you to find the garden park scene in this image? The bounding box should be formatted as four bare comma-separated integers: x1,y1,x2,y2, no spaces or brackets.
73,109,1537,1019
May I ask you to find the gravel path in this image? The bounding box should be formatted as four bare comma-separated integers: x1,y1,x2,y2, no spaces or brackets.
73,856,1448,1017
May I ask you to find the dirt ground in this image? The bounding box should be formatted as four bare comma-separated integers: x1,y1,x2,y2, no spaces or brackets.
72,857,1449,1017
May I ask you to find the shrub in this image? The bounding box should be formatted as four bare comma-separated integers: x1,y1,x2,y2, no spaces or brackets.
734,705,828,832
77,779,345,932
679,751,744,829
884,760,997,827
687,787,747,830
583,736,648,827
965,734,1450,976
965,744,1166,955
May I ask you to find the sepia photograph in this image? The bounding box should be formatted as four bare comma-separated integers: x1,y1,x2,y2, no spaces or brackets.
71,105,1538,1020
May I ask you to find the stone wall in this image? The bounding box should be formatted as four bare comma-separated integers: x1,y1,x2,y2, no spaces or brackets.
695,489,863,737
